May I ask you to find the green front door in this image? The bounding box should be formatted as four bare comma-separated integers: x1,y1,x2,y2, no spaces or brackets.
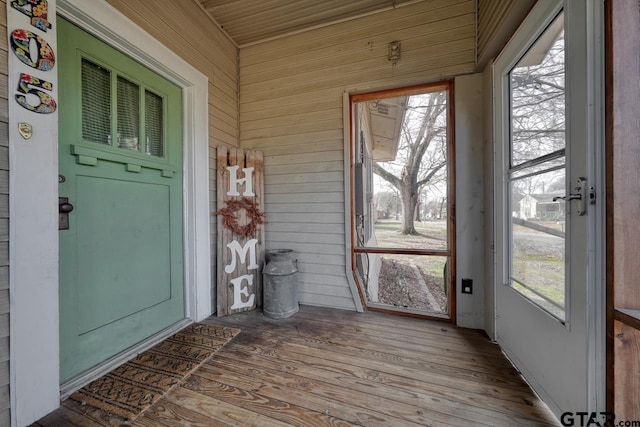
58,18,185,383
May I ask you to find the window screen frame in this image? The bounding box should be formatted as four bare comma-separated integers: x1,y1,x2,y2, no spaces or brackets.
78,52,170,160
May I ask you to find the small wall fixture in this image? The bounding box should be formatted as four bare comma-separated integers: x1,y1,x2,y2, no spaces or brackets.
388,40,401,65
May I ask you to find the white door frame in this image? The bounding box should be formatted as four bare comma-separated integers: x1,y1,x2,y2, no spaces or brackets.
492,0,605,417
8,1,211,425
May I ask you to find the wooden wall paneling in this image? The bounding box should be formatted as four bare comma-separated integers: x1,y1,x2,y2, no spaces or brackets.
265,202,343,214
107,0,236,76
0,313,7,340
0,218,9,247
240,0,473,66
239,88,341,116
212,102,238,131
266,219,344,234
242,107,344,132
261,141,344,158
476,0,535,69
611,0,640,311
607,0,640,418
239,0,475,310
0,90,6,124
613,320,640,419
477,0,514,56
266,172,344,185
240,21,476,84
242,99,340,124
0,171,7,194
241,49,475,103
0,123,7,147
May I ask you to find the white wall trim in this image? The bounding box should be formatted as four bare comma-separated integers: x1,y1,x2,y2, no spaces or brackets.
584,0,607,413
10,0,211,424
8,1,61,425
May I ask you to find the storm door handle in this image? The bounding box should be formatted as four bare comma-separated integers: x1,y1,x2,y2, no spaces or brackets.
552,177,587,216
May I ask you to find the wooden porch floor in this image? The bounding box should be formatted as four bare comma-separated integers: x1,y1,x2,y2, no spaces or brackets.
35,305,559,426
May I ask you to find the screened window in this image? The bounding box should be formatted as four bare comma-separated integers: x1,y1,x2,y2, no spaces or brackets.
145,90,164,157
81,58,166,157
351,83,453,318
81,59,111,145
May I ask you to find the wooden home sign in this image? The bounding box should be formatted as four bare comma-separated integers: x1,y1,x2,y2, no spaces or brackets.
215,146,265,316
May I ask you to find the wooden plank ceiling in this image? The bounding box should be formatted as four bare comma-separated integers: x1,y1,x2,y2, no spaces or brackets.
197,0,420,46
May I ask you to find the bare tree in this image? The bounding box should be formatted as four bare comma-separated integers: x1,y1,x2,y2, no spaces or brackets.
373,91,448,235
510,27,566,205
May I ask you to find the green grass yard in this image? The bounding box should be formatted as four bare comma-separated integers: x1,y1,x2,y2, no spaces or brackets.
371,218,566,318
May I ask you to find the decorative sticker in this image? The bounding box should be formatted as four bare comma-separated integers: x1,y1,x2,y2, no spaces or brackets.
10,29,55,71
11,0,51,32
15,73,57,114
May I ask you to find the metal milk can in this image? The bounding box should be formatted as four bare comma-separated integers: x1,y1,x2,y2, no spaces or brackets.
263,249,299,319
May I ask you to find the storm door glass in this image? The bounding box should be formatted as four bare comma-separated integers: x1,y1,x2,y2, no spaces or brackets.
508,12,566,320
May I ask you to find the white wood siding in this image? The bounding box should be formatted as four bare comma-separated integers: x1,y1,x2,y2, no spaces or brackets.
0,0,9,423
106,0,239,314
240,0,476,309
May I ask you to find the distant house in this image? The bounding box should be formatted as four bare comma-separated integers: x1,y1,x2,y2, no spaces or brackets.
518,193,565,220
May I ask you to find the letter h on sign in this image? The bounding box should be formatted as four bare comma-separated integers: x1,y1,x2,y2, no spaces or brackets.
226,166,254,197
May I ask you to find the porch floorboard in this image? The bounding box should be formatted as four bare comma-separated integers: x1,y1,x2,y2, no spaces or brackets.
34,305,559,426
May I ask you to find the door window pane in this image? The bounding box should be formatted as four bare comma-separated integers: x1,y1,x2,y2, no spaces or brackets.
145,90,164,157
508,12,566,320
117,76,140,151
81,59,111,145
510,168,566,319
510,13,565,167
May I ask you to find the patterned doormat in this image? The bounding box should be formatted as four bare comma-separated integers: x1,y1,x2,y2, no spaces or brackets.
70,323,240,420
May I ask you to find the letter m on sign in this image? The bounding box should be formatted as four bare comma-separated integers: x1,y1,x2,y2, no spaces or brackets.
216,146,265,316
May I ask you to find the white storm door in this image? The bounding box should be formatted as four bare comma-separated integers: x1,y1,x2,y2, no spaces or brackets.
493,0,604,418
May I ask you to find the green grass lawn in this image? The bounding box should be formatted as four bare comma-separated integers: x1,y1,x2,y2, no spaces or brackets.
374,219,447,251
373,219,448,290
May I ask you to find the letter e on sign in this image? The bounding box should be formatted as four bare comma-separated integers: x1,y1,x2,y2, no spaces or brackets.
229,275,256,310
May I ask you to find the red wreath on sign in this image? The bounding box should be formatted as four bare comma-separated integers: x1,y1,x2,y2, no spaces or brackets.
214,197,265,238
